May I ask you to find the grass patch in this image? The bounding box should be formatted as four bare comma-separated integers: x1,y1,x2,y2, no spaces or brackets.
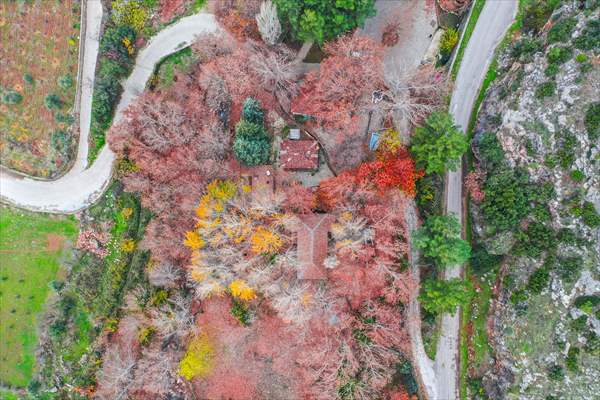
0,207,77,387
151,46,195,90
451,0,486,80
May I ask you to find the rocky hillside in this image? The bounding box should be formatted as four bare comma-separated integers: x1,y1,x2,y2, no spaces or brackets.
468,2,599,399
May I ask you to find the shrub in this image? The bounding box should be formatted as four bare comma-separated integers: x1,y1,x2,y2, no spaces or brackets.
547,364,564,381
58,75,74,89
557,256,583,283
584,102,600,141
581,201,600,228
476,132,505,169
419,278,473,315
557,132,577,168
440,28,459,55
570,315,588,333
574,19,600,50
413,214,471,268
570,170,585,182
44,94,63,110
241,97,264,125
575,53,588,63
547,17,577,44
470,246,502,276
1,90,23,105
557,228,577,244
574,295,600,314
178,333,214,380
55,112,75,125
522,0,559,33
99,25,137,62
566,346,579,372
233,120,272,166
231,299,251,326
481,167,531,231
514,222,556,258
51,129,73,155
532,203,551,222
111,0,149,32
527,267,550,294
23,73,34,85
546,46,573,64
510,288,528,305
544,63,559,77
138,326,156,346
512,37,542,61
535,81,556,99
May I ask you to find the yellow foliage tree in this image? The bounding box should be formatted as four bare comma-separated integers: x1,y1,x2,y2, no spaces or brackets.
111,0,148,32
250,226,283,254
178,333,214,380
184,231,205,250
229,279,257,301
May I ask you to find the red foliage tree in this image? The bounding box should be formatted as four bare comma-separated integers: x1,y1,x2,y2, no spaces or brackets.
292,34,384,138
158,0,188,23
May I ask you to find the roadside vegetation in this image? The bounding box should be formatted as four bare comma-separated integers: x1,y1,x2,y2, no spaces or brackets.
0,0,80,178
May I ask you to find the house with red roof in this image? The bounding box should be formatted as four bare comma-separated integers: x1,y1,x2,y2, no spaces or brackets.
296,213,335,280
279,139,319,171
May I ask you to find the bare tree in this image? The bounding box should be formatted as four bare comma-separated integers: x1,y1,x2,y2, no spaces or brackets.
375,64,449,127
256,0,282,46
149,294,196,342
95,346,137,400
147,261,181,288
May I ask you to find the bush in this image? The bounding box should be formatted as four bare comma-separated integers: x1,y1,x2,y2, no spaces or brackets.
557,256,583,283
535,81,556,99
476,132,505,169
574,19,600,50
570,170,585,182
557,228,577,244
547,17,577,44
512,37,542,61
99,25,137,62
481,167,531,231
419,278,473,315
23,73,34,85
138,326,155,346
55,112,75,125
527,267,550,294
440,28,459,55
570,315,588,333
547,364,565,381
546,46,573,64
584,102,600,141
566,346,580,372
233,119,271,166
581,201,600,228
544,63,559,77
575,53,588,63
557,132,577,168
574,295,600,314
231,299,251,326
241,97,264,125
522,0,559,33
44,94,63,110
470,246,502,276
1,90,23,105
532,203,551,222
111,0,149,32
51,129,73,155
514,222,556,258
413,214,471,268
58,74,74,89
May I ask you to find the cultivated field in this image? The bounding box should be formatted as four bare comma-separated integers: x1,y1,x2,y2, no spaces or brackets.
0,207,77,387
0,0,80,178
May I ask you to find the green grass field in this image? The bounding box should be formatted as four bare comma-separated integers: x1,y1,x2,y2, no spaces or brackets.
0,207,77,387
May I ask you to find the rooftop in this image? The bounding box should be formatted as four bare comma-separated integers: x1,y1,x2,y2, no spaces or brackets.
296,213,334,280
279,139,319,171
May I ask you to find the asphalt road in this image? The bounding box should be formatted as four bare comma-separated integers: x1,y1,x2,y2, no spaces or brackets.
0,11,220,213
435,1,518,399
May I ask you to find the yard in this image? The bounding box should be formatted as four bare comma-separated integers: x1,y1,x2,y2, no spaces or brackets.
0,207,77,388
0,0,80,178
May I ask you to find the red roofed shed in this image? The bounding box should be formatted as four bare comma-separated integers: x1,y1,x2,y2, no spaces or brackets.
280,139,319,171
296,213,334,280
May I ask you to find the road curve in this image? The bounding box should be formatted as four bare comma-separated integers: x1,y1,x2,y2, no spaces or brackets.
436,1,518,400
0,12,220,213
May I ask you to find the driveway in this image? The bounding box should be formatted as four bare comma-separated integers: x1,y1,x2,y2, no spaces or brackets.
0,12,220,213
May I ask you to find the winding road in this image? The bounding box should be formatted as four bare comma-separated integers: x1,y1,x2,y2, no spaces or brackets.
409,1,518,399
0,3,220,213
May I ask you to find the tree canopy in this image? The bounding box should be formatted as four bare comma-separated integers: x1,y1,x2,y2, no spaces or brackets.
411,111,468,174
233,98,271,166
413,214,471,268
419,278,473,315
273,0,376,44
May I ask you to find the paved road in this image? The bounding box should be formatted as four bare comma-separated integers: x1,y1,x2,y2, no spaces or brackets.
0,12,220,213
435,1,518,400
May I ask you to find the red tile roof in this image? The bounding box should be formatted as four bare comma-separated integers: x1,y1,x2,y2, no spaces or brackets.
296,213,334,280
279,140,319,171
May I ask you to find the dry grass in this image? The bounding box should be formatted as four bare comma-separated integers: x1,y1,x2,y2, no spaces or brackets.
0,0,80,177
